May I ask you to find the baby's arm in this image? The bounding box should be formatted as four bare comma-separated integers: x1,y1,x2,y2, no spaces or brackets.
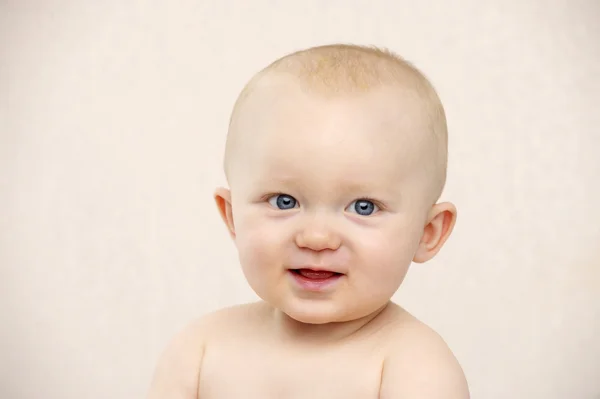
147,320,205,399
379,324,469,399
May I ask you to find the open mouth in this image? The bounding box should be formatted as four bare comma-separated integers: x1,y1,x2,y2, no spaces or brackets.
288,268,344,291
290,269,342,279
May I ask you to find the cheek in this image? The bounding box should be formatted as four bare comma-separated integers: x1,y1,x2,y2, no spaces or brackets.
234,213,288,270
354,224,422,281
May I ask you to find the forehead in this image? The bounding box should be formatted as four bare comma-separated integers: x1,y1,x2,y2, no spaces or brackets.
235,82,430,185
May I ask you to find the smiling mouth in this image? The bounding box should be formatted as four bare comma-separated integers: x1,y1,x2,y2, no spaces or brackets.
288,268,344,291
290,269,343,279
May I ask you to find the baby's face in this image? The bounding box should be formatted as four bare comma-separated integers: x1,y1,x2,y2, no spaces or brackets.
224,82,436,324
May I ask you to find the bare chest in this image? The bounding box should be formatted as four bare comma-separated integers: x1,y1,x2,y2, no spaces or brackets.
198,341,384,399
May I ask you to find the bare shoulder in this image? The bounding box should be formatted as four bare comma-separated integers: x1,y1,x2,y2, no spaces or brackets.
379,306,469,399
146,303,263,399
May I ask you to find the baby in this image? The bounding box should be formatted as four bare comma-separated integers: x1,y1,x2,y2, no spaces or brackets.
147,44,469,398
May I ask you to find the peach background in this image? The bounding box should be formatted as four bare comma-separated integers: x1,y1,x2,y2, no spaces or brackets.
1,1,599,398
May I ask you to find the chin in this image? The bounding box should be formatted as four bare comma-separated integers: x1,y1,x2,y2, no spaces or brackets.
279,299,355,325
284,309,336,325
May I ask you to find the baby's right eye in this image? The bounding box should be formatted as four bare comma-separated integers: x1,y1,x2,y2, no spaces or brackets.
267,194,298,210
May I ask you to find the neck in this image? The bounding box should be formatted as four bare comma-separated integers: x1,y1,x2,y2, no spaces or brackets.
270,301,392,345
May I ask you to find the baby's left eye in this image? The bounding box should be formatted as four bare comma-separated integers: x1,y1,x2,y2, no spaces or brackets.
346,199,379,216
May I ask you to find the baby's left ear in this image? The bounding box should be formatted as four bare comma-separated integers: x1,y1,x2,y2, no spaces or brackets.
413,202,457,264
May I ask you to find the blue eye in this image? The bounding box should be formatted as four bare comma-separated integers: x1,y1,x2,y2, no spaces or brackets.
347,199,378,216
268,194,298,210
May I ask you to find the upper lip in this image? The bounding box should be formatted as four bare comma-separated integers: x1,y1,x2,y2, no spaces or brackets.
289,265,345,274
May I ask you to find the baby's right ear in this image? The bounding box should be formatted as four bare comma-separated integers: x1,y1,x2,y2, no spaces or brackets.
214,187,236,239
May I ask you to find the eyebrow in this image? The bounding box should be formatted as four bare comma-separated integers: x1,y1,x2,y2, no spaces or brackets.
258,174,398,198
339,182,401,202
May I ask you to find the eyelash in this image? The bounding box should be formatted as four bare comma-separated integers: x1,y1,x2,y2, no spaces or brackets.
354,196,384,211
262,193,384,211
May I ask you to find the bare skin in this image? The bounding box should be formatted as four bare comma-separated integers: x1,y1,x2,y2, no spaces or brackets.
147,76,469,398
148,301,468,398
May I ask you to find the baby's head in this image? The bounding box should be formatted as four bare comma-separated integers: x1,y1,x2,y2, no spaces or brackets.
215,44,456,324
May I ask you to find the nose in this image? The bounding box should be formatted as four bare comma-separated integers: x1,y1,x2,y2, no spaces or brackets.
295,217,342,251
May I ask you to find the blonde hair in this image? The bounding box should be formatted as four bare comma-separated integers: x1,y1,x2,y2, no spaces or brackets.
224,44,448,201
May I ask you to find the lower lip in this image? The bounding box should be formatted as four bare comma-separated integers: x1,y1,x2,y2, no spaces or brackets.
287,270,343,292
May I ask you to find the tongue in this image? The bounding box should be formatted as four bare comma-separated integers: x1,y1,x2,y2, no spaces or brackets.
298,269,335,279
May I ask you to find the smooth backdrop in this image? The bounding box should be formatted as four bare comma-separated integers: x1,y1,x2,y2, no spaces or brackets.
1,1,599,398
